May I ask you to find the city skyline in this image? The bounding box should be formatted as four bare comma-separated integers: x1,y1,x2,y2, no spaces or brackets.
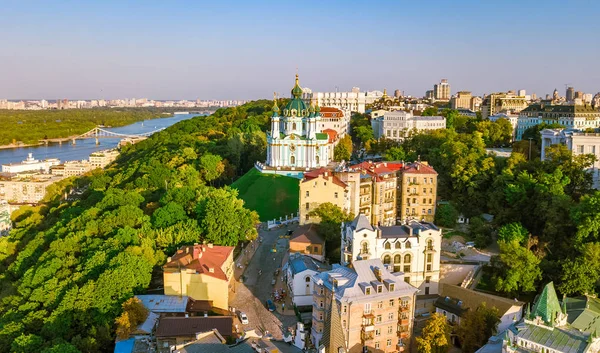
2,0,599,100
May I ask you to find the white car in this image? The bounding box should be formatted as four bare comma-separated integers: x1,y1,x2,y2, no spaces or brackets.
238,312,249,325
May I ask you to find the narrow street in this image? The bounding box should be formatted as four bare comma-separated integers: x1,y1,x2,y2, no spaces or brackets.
229,224,300,341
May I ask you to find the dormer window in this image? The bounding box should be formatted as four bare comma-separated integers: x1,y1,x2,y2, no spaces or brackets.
389,284,395,291
365,287,371,295
377,285,382,293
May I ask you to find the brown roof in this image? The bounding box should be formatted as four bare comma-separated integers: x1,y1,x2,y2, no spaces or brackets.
163,244,234,281
290,224,324,245
322,129,338,143
402,161,437,175
439,283,524,316
155,316,233,338
319,107,344,118
302,167,347,188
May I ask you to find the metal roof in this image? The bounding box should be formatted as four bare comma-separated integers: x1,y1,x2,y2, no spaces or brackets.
135,295,189,313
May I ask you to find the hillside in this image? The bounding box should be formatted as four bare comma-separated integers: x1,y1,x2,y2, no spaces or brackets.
231,168,299,221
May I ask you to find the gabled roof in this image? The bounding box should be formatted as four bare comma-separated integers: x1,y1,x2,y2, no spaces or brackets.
349,161,404,176
531,282,563,325
288,253,322,275
163,244,234,281
350,214,375,232
156,316,233,338
303,167,347,188
566,296,600,334
402,161,438,175
439,283,524,317
290,224,325,245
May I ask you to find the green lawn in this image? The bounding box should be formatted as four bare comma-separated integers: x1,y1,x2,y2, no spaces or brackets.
231,168,300,221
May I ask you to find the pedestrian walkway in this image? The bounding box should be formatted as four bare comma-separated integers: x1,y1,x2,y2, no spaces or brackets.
233,238,260,281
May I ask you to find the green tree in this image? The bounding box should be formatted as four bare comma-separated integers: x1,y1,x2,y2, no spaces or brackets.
354,125,374,145
384,146,406,161
152,202,188,228
442,109,460,129
199,153,225,184
572,191,600,243
417,313,451,353
308,203,354,263
434,203,458,228
196,187,259,246
497,222,528,245
558,242,600,295
11,333,44,353
115,297,149,339
493,239,542,295
458,303,500,353
334,135,353,161
422,107,439,116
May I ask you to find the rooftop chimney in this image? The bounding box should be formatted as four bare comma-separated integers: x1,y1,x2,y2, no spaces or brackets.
207,243,213,248
193,246,201,259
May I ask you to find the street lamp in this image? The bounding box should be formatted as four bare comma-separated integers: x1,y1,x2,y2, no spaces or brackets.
528,138,533,160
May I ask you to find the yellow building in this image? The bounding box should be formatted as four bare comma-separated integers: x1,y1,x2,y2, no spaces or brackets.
397,161,438,223
299,168,349,225
163,244,234,311
450,91,472,110
481,92,529,119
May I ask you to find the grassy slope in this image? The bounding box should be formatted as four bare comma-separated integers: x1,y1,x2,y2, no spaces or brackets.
231,168,299,221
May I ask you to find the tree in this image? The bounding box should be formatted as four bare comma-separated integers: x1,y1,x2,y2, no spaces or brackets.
308,203,354,263
354,125,374,145
469,216,493,248
196,187,259,246
497,222,528,245
199,153,225,184
571,191,600,244
458,303,500,353
334,135,353,161
493,239,542,295
435,203,458,228
442,109,460,129
152,202,188,228
417,313,451,353
558,242,600,295
384,146,406,161
115,297,149,339
422,107,438,116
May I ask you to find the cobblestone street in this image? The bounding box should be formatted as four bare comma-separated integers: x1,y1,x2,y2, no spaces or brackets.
229,224,300,340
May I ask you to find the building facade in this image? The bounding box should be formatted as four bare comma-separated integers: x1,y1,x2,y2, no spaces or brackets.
481,92,529,119
266,75,331,169
433,79,451,101
540,128,600,188
318,107,351,138
163,244,234,311
0,174,63,203
290,224,326,262
89,149,119,168
302,88,384,114
285,253,327,307
397,162,438,223
341,214,442,297
371,111,446,141
450,91,472,110
299,168,349,225
516,103,600,140
2,153,61,174
312,260,418,353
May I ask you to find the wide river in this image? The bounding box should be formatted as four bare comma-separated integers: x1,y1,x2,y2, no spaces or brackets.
0,113,204,166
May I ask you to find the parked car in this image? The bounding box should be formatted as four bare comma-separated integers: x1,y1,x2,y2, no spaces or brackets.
266,299,276,312
238,311,249,325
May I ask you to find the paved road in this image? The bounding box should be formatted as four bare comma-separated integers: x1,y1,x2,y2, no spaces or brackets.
230,225,299,340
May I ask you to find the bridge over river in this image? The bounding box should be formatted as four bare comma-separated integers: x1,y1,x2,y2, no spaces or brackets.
40,126,165,145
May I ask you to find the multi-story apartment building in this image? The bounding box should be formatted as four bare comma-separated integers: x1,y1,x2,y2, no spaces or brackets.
341,214,442,297
397,161,438,223
318,107,351,138
481,92,529,119
302,88,384,114
516,103,600,140
433,79,450,101
0,174,63,203
540,128,600,188
450,91,472,110
89,149,120,168
371,111,446,141
299,168,349,225
312,260,418,353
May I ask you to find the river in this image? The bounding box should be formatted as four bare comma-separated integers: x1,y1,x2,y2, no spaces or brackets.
0,113,204,166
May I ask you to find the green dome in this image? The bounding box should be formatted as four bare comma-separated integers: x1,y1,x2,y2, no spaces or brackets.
283,74,308,117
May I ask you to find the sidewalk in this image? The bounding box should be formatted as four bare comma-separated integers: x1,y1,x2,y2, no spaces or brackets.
234,238,260,281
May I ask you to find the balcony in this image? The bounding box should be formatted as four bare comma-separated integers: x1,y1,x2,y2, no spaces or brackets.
361,331,375,342
399,305,410,312
400,319,410,326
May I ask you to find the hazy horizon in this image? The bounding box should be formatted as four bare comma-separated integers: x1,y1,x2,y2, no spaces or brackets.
2,0,599,100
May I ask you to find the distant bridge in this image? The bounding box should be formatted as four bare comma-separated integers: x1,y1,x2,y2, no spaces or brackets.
41,126,165,145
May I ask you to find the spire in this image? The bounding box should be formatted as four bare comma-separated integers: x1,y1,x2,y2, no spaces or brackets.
309,101,315,114
531,282,562,326
562,294,567,314
315,100,320,113
272,92,280,116
291,74,303,98
526,302,531,319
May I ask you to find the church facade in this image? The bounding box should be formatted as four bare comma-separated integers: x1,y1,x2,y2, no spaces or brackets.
266,75,331,169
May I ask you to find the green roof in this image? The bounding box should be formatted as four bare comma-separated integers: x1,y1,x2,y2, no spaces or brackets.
315,133,328,140
566,296,600,334
531,282,563,325
514,323,588,353
283,74,308,117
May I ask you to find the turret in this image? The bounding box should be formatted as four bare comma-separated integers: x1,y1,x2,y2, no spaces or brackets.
271,92,280,137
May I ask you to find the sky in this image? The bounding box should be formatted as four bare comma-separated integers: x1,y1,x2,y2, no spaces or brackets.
1,0,599,100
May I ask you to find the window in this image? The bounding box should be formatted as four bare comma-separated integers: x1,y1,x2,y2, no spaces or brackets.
388,312,394,320
305,202,309,210
422,208,426,214
404,277,410,283
376,315,382,323
342,320,346,328
405,242,411,249
404,254,412,263
377,301,383,308
383,255,391,264
423,177,427,184
362,242,369,254
388,326,393,334
428,209,432,214
426,276,431,284
389,283,395,291
423,188,426,194
385,243,391,250
306,191,309,197
430,178,433,183
427,239,433,250
425,287,430,295
389,299,395,307
375,328,381,336
375,342,380,349
577,145,584,154
334,192,338,199
427,264,432,271
305,214,310,221
343,305,347,313
313,246,318,253
395,242,401,249
377,285,383,293
427,253,432,263
290,155,295,164
306,276,311,282
364,303,371,314
366,287,371,295
387,339,392,347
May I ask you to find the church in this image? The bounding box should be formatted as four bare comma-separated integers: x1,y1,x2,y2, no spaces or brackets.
266,75,331,169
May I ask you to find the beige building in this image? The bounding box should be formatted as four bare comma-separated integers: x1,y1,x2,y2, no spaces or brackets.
299,168,349,225
371,111,446,141
433,79,451,101
318,107,351,138
397,161,438,223
289,225,326,261
481,92,529,119
89,149,120,169
163,244,234,311
341,215,442,298
312,259,418,353
0,174,63,204
450,91,472,110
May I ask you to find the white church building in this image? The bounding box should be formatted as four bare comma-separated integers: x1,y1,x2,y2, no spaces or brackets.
265,75,331,169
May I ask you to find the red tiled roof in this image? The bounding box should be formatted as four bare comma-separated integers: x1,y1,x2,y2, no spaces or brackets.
303,167,347,188
319,107,344,119
164,244,234,281
402,161,438,175
349,161,404,177
290,224,325,245
322,129,338,143
155,316,233,338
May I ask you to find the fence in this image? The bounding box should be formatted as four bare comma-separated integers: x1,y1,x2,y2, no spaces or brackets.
266,212,299,230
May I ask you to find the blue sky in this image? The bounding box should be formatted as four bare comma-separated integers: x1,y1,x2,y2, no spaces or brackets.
1,0,599,100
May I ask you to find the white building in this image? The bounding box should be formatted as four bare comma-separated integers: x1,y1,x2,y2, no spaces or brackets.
89,149,119,169
302,88,383,114
265,75,331,169
2,153,61,174
371,111,446,140
284,253,327,307
317,107,351,139
341,214,443,296
540,128,600,188
489,112,519,141
516,103,600,141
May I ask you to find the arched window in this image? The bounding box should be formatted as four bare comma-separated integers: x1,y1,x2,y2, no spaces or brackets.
384,242,391,250
305,276,311,282
404,254,412,263
395,242,401,249
405,242,412,249
290,155,295,165
362,242,369,254
383,255,391,264
427,239,433,250
292,122,297,130
394,254,401,264
316,155,320,165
